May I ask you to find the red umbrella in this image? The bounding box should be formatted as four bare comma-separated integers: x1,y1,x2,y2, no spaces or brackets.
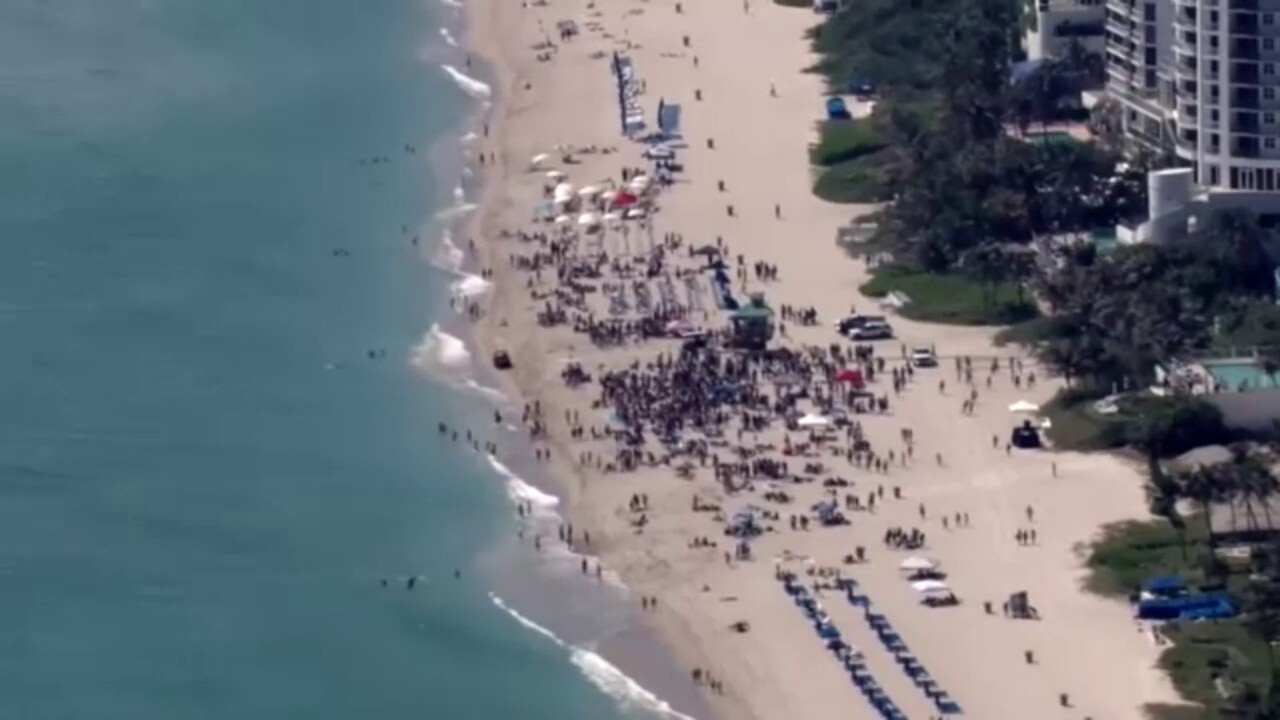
835,368,863,385
612,191,638,207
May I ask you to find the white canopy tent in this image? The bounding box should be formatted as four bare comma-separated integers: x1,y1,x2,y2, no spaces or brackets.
797,413,831,428
910,579,950,594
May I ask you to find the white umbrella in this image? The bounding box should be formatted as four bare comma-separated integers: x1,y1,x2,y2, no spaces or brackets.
600,189,618,202
577,185,599,197
899,557,936,571
530,153,550,168
553,215,571,225
1008,400,1040,413
577,212,600,226
624,207,648,219
911,579,950,593
554,182,574,196
602,212,623,222
545,169,566,180
797,413,830,428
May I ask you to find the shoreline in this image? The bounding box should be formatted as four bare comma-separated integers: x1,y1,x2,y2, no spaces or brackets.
453,0,1184,718
430,3,717,719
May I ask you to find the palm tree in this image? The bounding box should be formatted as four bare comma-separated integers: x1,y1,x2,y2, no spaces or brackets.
1174,463,1224,546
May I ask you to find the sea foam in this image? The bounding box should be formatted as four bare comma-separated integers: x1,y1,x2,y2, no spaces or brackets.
410,324,471,370
571,648,699,720
451,273,492,300
488,594,698,720
441,65,491,100
439,27,459,47
464,378,508,404
433,229,465,272
487,455,560,514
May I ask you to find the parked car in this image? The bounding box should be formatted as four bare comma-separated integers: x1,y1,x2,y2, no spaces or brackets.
848,322,893,340
910,347,937,367
835,314,887,335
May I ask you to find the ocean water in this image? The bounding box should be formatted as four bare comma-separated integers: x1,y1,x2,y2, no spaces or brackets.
0,1,700,719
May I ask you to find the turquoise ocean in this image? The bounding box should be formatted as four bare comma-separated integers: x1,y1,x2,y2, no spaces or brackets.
0,1,704,718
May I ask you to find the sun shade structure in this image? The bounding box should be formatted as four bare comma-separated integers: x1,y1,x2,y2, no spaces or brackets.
1008,400,1040,413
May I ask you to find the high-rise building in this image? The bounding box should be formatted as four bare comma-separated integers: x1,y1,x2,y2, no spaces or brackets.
1106,0,1280,209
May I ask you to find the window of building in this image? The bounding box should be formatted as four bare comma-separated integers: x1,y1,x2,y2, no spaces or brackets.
1265,12,1276,25
1267,137,1278,149
1209,164,1220,185
1267,112,1277,124
1266,38,1276,51
1267,87,1277,100
1267,63,1277,76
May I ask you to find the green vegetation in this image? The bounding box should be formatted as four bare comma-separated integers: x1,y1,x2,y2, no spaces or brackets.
813,152,895,204
809,119,886,166
1081,446,1280,718
1040,389,1228,455
858,265,1037,325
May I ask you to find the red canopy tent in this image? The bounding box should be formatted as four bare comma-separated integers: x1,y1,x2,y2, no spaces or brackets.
835,368,864,387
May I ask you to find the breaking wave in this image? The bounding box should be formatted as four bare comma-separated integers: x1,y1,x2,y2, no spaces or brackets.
487,454,560,515
439,27,459,47
451,272,492,300
441,64,491,100
489,595,698,720
410,324,471,370
464,378,508,404
433,229,465,272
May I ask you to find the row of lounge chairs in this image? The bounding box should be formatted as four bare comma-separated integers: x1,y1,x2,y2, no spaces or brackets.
781,575,909,720
842,579,964,716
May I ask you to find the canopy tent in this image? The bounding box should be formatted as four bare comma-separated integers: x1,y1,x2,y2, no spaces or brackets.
910,579,950,594
899,557,936,571
1008,400,1040,413
797,413,830,428
1145,576,1187,595
835,368,864,385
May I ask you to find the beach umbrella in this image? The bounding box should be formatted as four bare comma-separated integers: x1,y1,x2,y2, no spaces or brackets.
602,211,624,223
613,190,639,207
600,189,618,202
624,207,648,219
911,579,950,594
554,181,574,196
899,557,936,571
578,212,600,226
1008,400,1040,413
529,153,551,168
797,413,830,428
553,215,571,225
545,169,566,181
577,185,599,197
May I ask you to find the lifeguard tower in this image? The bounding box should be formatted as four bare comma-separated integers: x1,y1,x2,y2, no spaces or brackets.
729,293,775,350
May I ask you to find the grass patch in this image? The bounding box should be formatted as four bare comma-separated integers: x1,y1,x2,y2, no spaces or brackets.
810,118,887,166
813,149,894,203
857,265,1038,325
1041,386,1127,452
1085,518,1201,598
1157,622,1272,719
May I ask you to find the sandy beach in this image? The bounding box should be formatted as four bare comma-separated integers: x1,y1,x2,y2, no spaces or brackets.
458,0,1187,717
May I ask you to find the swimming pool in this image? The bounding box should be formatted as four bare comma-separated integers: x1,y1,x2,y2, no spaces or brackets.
1204,359,1280,391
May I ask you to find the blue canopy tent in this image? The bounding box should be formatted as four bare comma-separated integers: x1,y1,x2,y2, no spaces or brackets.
826,96,851,121
1144,575,1187,596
